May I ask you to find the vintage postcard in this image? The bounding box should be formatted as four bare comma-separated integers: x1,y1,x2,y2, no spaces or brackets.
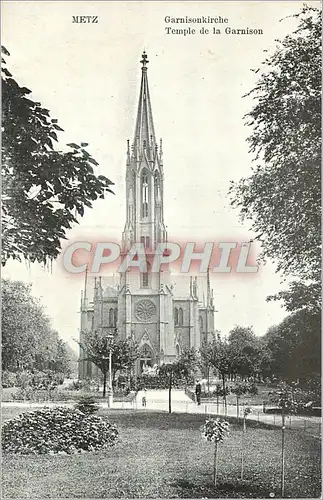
1,1,321,499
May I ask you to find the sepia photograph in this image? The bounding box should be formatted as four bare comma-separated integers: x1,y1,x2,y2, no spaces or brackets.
1,1,321,498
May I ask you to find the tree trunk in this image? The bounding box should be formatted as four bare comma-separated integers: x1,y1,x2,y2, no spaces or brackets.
216,394,219,414
207,366,210,395
222,373,227,415
281,412,285,497
112,369,117,387
168,369,172,414
236,396,239,419
103,371,107,398
213,441,218,486
241,417,246,479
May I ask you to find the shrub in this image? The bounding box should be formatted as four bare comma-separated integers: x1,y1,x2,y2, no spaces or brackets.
2,371,17,388
66,379,100,392
2,407,118,454
12,387,59,402
75,396,99,415
11,388,88,402
14,370,65,390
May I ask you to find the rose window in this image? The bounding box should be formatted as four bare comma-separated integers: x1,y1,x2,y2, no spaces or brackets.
135,300,156,321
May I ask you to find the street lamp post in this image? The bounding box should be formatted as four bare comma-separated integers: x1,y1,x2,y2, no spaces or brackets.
107,334,114,408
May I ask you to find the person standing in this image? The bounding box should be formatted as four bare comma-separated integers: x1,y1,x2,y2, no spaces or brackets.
142,388,147,407
195,380,202,406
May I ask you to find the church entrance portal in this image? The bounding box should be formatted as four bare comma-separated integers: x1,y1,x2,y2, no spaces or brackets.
140,344,154,373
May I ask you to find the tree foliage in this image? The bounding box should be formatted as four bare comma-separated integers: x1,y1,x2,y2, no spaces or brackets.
176,346,198,382
227,326,261,379
78,331,140,397
200,334,231,409
202,418,230,487
2,278,71,374
1,46,114,265
158,348,197,413
262,309,321,383
231,381,258,418
229,7,321,311
199,330,222,381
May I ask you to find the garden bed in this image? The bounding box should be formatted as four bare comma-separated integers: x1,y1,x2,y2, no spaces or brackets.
2,389,137,404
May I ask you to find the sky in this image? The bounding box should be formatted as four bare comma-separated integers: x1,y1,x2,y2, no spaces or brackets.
2,1,314,352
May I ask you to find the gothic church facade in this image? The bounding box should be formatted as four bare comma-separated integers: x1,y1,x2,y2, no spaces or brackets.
79,53,215,378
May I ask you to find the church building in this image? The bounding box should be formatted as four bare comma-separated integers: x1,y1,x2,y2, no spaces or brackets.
78,52,215,378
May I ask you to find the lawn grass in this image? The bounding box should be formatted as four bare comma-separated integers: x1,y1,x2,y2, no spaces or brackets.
2,408,321,498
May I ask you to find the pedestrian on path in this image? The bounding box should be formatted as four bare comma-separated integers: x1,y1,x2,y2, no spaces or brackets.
195,380,202,406
142,388,147,407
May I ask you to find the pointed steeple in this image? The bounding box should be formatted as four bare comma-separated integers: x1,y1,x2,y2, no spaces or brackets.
123,51,167,252
133,51,156,160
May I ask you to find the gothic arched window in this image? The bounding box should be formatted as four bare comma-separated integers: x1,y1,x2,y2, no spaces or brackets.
199,316,203,332
141,170,149,218
114,309,118,327
141,261,150,289
109,308,114,327
142,272,148,288
176,344,180,356
174,307,178,326
154,171,161,203
178,307,183,326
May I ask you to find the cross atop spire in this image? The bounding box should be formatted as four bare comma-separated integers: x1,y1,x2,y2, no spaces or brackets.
140,51,149,68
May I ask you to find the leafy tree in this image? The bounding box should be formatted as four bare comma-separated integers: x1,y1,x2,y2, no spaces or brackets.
112,338,140,384
157,347,198,413
176,346,198,386
257,337,274,381
204,334,231,413
229,7,321,313
199,331,221,393
269,381,302,497
1,46,114,265
202,418,230,487
77,330,112,397
50,338,73,375
2,278,71,373
213,383,229,414
263,310,320,383
227,326,260,380
77,331,139,397
231,381,258,419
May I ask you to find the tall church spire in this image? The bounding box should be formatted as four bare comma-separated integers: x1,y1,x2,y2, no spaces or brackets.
123,51,167,252
133,51,156,160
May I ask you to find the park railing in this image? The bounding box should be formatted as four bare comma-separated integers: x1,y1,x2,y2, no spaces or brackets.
185,387,196,402
127,395,321,439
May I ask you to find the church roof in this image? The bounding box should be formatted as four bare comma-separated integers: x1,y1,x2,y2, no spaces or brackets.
84,276,119,303
103,286,118,298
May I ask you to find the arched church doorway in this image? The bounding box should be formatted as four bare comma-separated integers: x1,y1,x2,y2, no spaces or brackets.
140,343,154,373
